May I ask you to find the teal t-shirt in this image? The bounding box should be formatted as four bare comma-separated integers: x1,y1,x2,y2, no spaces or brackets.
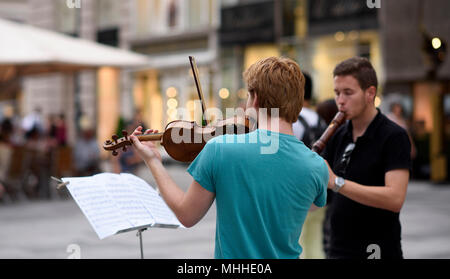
187,129,328,259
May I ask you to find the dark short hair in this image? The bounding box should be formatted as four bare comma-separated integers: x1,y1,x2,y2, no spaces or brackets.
390,102,404,112
303,72,312,101
316,99,338,125
333,57,378,90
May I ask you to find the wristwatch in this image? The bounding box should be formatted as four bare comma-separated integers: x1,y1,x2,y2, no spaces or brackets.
333,177,345,193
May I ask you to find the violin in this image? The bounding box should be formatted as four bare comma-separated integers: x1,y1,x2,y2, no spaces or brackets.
103,56,256,162
103,116,252,162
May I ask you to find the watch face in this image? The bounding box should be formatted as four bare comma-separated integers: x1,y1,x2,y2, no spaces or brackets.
336,177,345,186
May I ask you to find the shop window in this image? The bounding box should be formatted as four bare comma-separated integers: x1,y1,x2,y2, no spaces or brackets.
97,28,118,47
444,95,450,117
282,0,296,37
97,0,120,30
358,41,371,60
221,0,239,7
165,86,179,123
55,1,79,35
168,0,179,29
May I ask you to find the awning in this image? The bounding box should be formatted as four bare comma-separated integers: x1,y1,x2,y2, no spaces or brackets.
133,50,216,71
0,17,150,83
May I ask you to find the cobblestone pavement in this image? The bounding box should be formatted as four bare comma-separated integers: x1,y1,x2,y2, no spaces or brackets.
0,163,449,259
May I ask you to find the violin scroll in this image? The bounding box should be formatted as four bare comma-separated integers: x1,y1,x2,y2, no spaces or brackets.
103,130,132,156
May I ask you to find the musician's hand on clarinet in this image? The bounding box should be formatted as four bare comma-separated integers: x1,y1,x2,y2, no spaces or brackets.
130,126,162,163
324,160,337,190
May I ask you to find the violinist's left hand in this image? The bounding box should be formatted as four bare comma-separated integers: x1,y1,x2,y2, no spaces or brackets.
130,126,162,163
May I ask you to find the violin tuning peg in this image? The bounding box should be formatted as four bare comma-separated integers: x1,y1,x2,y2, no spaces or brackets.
112,134,118,143
112,150,118,156
122,130,128,138
122,146,127,152
105,140,112,145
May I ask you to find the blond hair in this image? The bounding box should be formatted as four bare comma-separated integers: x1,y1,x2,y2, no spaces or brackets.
243,57,304,123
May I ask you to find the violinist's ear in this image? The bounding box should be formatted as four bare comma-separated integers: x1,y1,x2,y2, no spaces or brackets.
250,91,259,110
245,91,259,121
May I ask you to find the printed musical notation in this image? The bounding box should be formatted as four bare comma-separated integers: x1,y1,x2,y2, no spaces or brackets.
62,173,181,239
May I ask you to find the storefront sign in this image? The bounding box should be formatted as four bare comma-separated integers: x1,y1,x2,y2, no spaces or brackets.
308,0,378,35
220,1,275,46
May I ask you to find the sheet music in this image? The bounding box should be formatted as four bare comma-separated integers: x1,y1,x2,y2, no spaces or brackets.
62,176,132,239
62,173,181,240
95,173,156,228
120,173,182,227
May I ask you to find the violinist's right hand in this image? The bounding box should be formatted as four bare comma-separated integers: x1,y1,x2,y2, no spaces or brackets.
130,126,162,163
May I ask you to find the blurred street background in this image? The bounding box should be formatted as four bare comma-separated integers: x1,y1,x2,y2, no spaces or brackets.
0,0,449,259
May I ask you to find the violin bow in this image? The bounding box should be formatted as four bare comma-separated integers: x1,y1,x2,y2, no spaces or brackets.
189,56,208,126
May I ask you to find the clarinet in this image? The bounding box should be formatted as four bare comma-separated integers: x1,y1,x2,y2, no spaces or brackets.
311,112,346,154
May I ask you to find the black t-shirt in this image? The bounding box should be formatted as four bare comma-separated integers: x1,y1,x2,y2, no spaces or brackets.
322,109,411,259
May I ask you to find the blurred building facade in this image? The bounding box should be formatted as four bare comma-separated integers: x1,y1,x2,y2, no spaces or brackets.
219,0,284,109
128,0,220,130
0,0,221,154
380,0,450,181
1,0,449,181
217,0,382,107
0,0,29,122
0,0,137,148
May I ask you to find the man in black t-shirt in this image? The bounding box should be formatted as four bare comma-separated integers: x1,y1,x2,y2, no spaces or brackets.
323,57,411,259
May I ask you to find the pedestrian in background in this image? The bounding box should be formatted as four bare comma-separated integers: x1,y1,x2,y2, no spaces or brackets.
295,73,327,259
292,73,326,148
387,102,416,160
73,116,100,177
315,98,339,257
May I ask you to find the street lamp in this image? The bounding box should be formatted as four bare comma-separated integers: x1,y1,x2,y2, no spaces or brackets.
421,32,447,79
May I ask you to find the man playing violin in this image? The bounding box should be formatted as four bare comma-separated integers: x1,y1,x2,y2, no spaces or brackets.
323,57,411,259
130,57,329,259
